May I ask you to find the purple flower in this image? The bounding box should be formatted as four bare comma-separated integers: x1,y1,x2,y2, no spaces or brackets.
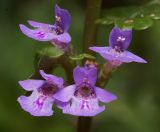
54,66,117,116
19,4,71,49
89,27,147,66
17,70,67,116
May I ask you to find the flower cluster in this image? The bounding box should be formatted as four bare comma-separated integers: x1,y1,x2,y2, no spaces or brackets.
18,66,117,117
18,4,147,117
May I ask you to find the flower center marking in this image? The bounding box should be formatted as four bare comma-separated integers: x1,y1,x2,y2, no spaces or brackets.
75,84,96,99
55,15,61,22
81,100,90,110
35,31,45,38
33,95,47,110
117,36,126,42
107,48,123,57
38,83,58,96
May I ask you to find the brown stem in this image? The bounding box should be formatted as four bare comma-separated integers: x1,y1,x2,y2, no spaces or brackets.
77,0,102,132
77,117,92,132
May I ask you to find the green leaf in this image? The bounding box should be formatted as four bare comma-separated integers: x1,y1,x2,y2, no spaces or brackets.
38,46,64,58
143,4,160,20
115,17,153,30
70,53,95,61
97,0,160,30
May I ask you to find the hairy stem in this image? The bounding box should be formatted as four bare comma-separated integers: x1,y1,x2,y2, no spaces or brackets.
77,0,102,132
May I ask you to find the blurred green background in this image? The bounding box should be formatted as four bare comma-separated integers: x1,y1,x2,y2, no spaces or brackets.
0,0,160,132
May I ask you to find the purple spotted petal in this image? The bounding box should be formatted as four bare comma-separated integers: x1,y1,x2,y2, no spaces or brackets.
19,79,45,91
109,27,132,50
89,46,147,63
54,85,76,102
63,97,105,116
54,4,71,32
39,70,64,88
19,24,56,41
17,90,54,116
73,66,97,86
51,32,71,48
95,87,117,103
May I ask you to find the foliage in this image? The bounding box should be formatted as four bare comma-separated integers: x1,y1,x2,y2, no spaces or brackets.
97,0,160,30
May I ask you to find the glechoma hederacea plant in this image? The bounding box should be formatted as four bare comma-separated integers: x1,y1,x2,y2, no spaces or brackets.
18,1,153,131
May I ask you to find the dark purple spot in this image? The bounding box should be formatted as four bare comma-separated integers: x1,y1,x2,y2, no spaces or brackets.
74,84,96,99
55,26,64,35
35,31,45,38
38,82,58,96
81,100,90,110
33,96,47,109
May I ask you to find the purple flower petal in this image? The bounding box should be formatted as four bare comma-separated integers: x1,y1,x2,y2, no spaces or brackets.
28,20,53,28
89,46,115,61
55,100,70,109
39,70,64,88
109,27,132,50
51,32,71,48
73,66,97,86
17,90,54,116
19,24,56,41
89,46,110,54
54,85,76,102
54,4,71,32
122,51,147,63
89,46,147,63
95,87,117,103
63,97,105,116
19,79,45,91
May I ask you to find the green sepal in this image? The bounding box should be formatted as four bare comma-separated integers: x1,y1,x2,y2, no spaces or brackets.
69,53,95,61
38,46,64,58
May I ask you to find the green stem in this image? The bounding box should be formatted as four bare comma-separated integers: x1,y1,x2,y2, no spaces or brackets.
83,0,102,54
31,51,75,84
77,0,102,132
97,62,117,87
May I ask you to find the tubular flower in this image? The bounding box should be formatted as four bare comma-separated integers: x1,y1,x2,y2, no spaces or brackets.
17,70,67,116
19,5,71,49
54,66,117,116
89,27,147,66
